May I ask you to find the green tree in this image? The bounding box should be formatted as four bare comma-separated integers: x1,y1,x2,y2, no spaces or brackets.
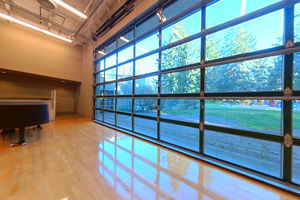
161,22,200,109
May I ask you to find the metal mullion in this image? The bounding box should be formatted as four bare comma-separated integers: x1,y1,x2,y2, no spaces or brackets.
282,5,294,182
93,50,97,120
116,110,132,116
294,138,300,146
294,90,300,96
200,6,206,154
160,118,199,128
102,109,115,113
160,93,203,98
115,40,119,126
134,94,158,98
99,96,300,100
157,21,162,141
205,124,283,143
205,91,284,97
133,113,157,121
103,50,106,121
132,25,136,132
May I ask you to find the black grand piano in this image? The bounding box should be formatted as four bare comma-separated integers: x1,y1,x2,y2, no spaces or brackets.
0,102,49,146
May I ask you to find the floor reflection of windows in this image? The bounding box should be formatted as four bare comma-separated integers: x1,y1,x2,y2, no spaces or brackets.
203,168,280,200
98,136,202,199
98,134,281,200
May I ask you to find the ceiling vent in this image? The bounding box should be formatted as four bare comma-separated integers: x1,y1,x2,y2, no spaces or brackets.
37,0,57,10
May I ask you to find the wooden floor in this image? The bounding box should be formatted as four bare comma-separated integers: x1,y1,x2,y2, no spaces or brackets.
0,116,299,200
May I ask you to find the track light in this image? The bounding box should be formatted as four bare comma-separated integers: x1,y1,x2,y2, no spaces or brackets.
0,12,72,43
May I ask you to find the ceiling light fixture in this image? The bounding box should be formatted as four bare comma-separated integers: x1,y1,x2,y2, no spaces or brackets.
120,36,129,43
52,0,87,19
98,50,107,55
0,12,72,43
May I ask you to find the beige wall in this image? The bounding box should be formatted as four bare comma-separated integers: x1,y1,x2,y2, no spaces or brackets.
0,20,82,82
0,0,158,118
0,19,83,115
78,0,158,118
78,42,94,118
0,72,79,114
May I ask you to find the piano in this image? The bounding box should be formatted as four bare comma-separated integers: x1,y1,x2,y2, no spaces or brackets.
0,102,49,146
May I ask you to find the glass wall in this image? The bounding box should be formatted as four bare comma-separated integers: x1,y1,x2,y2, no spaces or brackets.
94,0,300,188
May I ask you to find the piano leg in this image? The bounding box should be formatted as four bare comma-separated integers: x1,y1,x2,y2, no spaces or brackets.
10,127,28,146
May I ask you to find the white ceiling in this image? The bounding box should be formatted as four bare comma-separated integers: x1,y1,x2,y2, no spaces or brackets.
0,0,127,45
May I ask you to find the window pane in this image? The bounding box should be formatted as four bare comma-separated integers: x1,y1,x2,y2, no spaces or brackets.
205,100,281,135
207,10,283,60
136,32,159,56
106,54,117,68
206,0,281,29
105,68,116,82
135,99,157,117
204,130,282,177
118,62,133,79
160,122,199,151
117,99,132,113
96,85,103,96
134,117,157,138
206,56,283,92
95,72,104,84
104,111,115,124
295,52,300,90
163,0,200,19
105,83,116,95
95,60,101,72
162,10,201,46
95,110,103,121
95,98,103,109
95,59,105,72
117,114,132,130
161,38,200,70
119,28,134,47
135,53,159,75
135,76,158,95
294,100,300,138
104,98,115,110
161,100,200,123
118,45,134,63
161,69,200,93
295,3,300,42
136,14,159,37
106,40,117,53
117,80,133,95
293,145,300,184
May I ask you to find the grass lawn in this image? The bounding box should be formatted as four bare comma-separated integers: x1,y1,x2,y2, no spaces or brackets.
162,102,300,131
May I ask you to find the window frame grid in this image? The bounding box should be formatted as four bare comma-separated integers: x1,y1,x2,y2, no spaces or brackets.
93,0,300,193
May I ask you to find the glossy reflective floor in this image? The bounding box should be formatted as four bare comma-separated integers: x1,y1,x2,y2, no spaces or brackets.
0,116,299,200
